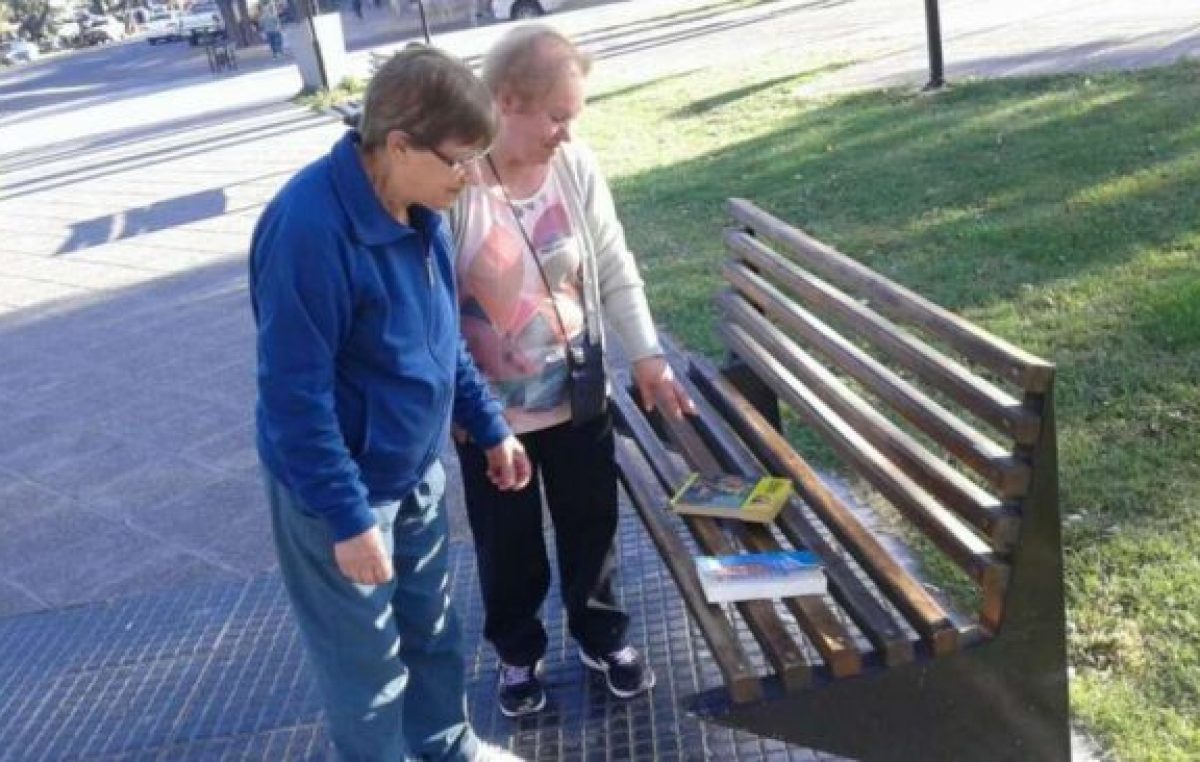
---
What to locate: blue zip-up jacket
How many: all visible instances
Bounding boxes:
[250,131,510,541]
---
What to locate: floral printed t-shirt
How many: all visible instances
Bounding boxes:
[455,170,585,434]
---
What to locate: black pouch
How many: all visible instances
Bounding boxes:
[567,333,608,426]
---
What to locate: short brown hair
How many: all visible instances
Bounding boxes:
[481,24,592,106]
[360,46,495,152]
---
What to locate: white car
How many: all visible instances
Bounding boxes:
[181,2,225,45]
[53,19,83,46]
[145,12,182,44]
[491,0,569,20]
[81,16,127,45]
[1,40,40,64]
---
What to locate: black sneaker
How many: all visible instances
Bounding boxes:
[497,661,546,718]
[579,645,656,698]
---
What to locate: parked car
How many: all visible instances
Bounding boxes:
[491,0,569,20]
[80,15,126,45]
[52,18,83,47]
[1,40,40,64]
[145,11,182,44]
[181,2,224,46]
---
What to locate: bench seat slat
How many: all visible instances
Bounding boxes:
[688,355,959,655]
[613,437,764,704]
[725,229,1042,446]
[681,351,917,667]
[726,198,1055,394]
[724,261,1032,499]
[720,291,1020,550]
[611,383,812,692]
[721,321,1012,604]
[645,359,867,679]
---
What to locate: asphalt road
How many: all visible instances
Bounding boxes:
[4,0,1197,158]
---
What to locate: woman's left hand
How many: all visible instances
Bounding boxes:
[632,355,697,420]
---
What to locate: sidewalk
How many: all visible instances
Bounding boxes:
[1,0,1190,757]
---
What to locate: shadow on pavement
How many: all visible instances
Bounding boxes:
[0,104,325,202]
[0,99,308,173]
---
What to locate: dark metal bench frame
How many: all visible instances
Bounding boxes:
[612,199,1069,761]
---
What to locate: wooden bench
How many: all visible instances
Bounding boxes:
[612,199,1069,761]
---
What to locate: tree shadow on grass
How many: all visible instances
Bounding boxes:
[619,62,1200,315]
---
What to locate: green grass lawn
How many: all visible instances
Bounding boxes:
[581,58,1200,760]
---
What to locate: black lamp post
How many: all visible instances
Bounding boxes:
[414,0,430,44]
[923,0,945,90]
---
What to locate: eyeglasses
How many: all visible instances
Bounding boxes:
[424,144,491,173]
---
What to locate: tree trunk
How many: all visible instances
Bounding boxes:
[236,0,257,46]
[214,0,253,47]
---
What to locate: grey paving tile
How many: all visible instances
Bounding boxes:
[0,475,70,524]
[90,458,225,521]
[128,404,249,461]
[199,509,276,577]
[182,423,258,475]
[0,577,46,618]
[188,360,257,409]
[0,507,158,608]
[0,419,109,480]
[35,437,159,500]
[122,474,266,555]
[87,552,246,606]
[86,391,215,445]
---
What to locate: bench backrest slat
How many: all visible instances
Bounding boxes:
[720,201,1057,636]
[720,320,1010,601]
[725,229,1042,446]
[726,198,1055,394]
[723,260,1032,499]
[720,290,1019,550]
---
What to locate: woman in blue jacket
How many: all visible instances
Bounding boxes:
[251,47,530,762]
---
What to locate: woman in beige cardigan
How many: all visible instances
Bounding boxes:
[449,24,694,718]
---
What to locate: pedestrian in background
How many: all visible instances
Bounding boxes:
[448,24,695,718]
[259,2,283,57]
[251,46,530,761]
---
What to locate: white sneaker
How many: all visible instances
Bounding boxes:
[473,741,525,762]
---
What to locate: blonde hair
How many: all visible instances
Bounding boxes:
[360,46,495,152]
[481,24,592,106]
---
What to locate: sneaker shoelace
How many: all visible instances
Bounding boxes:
[500,663,533,687]
[608,646,638,666]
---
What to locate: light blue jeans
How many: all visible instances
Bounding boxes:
[265,460,480,762]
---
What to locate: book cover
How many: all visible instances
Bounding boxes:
[670,473,792,523]
[695,550,826,604]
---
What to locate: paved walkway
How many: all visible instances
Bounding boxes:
[1,0,1193,757]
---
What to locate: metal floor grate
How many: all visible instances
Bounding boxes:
[0,499,843,761]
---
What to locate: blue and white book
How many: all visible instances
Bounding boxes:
[695,550,826,604]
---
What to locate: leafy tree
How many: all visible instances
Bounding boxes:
[2,0,53,40]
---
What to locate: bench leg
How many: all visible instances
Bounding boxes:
[697,638,1070,762]
[698,392,1070,762]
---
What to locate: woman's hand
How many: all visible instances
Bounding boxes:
[485,435,533,490]
[632,355,697,420]
[334,526,394,586]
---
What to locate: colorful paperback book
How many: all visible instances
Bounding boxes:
[695,550,826,604]
[670,473,792,523]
